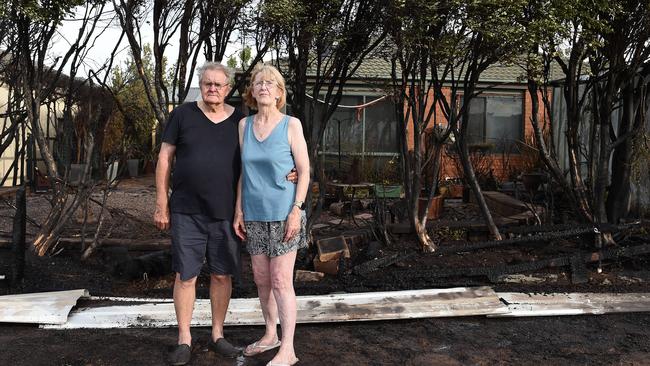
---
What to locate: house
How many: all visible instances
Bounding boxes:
[180,59,561,186]
[1,52,109,189]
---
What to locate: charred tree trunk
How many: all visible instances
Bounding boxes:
[114,0,168,128]
[458,64,502,240]
[592,71,616,225]
[175,0,194,105]
[558,52,594,223]
[457,131,502,241]
[415,143,443,252]
[527,77,579,214]
[11,186,26,286]
[607,78,647,223]
[409,100,436,252]
[33,137,96,255]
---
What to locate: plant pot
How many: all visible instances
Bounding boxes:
[69,163,87,186]
[462,186,471,203]
[374,184,403,199]
[142,160,156,175]
[521,173,544,192]
[35,170,50,192]
[439,186,449,198]
[448,184,463,198]
[418,195,444,220]
[127,159,139,178]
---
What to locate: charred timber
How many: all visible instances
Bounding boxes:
[353,251,417,276]
[501,223,592,235]
[435,227,598,254]
[435,222,642,255]
[390,243,650,280]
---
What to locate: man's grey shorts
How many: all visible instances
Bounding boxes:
[171,213,241,281]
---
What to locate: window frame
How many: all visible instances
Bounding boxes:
[461,91,525,154]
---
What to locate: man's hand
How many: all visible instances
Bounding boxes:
[286,168,298,184]
[233,211,247,241]
[154,204,170,230]
[283,208,301,243]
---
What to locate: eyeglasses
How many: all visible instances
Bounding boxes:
[253,80,276,89]
[202,82,229,90]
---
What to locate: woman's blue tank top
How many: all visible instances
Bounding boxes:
[241,114,296,221]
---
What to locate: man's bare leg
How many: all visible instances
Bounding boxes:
[209,274,232,341]
[173,273,197,346]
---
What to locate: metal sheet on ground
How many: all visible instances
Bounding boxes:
[44,287,507,329]
[0,289,89,324]
[493,292,650,317]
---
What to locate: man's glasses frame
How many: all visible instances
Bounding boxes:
[202,82,229,90]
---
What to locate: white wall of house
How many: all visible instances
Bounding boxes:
[552,84,650,218]
[0,83,63,187]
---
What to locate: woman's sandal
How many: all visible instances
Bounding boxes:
[266,357,299,366]
[243,339,282,357]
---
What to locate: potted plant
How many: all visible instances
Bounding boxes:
[123,140,141,178]
[141,147,159,175]
[418,191,444,219]
[444,142,495,202]
[443,177,464,199]
[516,138,546,193]
[68,163,87,186]
[521,171,545,192]
[374,184,403,199]
[371,156,403,199]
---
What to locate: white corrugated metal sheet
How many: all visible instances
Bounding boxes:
[44,287,506,329]
[0,289,89,324]
[493,292,650,317]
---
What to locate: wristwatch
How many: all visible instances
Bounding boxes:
[293,200,305,210]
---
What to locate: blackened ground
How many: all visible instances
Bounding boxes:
[1,313,649,365]
[1,176,649,365]
[2,239,650,366]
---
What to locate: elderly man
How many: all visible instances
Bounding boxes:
[154,62,246,365]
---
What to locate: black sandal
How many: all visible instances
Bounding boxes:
[209,338,242,358]
[168,344,191,365]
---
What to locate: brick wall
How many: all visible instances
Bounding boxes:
[406,86,551,183]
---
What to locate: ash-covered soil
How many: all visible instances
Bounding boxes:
[1,176,649,365]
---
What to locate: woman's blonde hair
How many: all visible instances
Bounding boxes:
[243,63,287,110]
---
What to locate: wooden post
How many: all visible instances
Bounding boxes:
[12,186,26,286]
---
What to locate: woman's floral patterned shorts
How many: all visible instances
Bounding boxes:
[245,211,308,257]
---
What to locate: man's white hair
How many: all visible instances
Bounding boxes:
[197,62,232,84]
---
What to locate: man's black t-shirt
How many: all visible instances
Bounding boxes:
[162,102,245,220]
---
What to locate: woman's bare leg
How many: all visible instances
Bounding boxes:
[268,250,298,364]
[249,254,280,347]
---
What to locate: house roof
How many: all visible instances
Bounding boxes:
[325,57,564,84]
[182,56,565,102]
[183,88,202,103]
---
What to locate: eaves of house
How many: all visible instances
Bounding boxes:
[311,57,566,91]
[182,55,566,103]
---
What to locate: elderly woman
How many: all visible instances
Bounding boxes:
[234,64,309,366]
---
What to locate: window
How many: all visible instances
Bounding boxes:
[322,96,364,154]
[320,95,399,181]
[465,94,524,153]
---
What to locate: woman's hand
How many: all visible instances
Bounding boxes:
[233,211,247,241]
[283,208,301,243]
[286,168,298,183]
